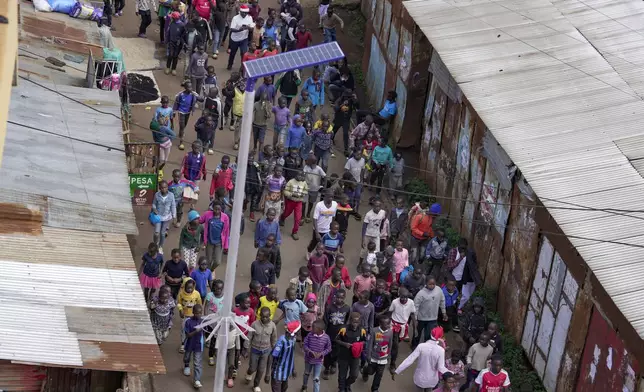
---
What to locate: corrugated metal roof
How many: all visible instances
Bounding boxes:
[0,81,163,373]
[3,82,137,234]
[404,0,644,339]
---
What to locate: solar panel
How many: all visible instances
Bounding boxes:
[243,42,345,78]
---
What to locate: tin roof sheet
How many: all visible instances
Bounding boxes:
[404,0,644,339]
[0,82,163,373]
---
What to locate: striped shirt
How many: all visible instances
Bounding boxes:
[303,333,332,365]
[272,335,296,381]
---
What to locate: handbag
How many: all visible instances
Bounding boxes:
[148,211,161,225]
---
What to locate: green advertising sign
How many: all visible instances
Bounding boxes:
[129,173,157,206]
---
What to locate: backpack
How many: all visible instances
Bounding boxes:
[204,97,220,123]
[399,264,414,284]
[208,217,223,244]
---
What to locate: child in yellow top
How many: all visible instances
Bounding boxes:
[178,277,202,352]
[256,286,279,319]
[232,83,246,150]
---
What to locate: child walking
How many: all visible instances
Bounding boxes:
[183,303,205,389]
[255,208,282,248]
[361,315,394,392]
[152,180,177,252]
[178,278,203,353]
[190,256,213,301]
[336,312,367,392]
[302,320,332,392]
[244,307,278,392]
[300,293,320,342]
[180,210,203,272]
[139,242,164,302]
[270,321,300,392]
[205,280,225,365]
[289,266,313,301]
[308,242,330,292]
[261,233,282,279]
[150,285,176,345]
[263,165,286,218]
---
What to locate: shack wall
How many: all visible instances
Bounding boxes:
[409,22,644,392]
[361,3,644,390]
[361,0,430,148]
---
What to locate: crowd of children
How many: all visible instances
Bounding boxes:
[134,0,515,389]
[140,182,511,391]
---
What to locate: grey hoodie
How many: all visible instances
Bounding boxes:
[413,286,446,321]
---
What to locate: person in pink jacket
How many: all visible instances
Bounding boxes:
[199,201,230,270]
[393,239,409,282]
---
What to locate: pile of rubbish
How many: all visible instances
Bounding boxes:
[33,0,103,21]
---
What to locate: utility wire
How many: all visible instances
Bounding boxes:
[12,115,644,249]
[17,75,644,218]
[16,47,519,190]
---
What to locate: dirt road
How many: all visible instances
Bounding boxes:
[110,2,422,390]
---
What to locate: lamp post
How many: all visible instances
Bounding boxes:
[199,42,345,392]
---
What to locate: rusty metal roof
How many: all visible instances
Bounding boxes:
[0,82,164,373]
[404,0,644,339]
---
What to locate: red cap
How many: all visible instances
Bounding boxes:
[431,326,444,340]
[239,4,250,12]
[286,321,301,336]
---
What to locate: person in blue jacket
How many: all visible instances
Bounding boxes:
[285,115,306,150]
[302,69,324,122]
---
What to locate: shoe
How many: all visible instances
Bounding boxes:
[178,143,185,150]
[183,367,190,376]
[227,48,231,54]
[227,379,234,388]
[164,68,170,75]
[179,344,185,353]
[249,212,255,222]
[253,388,261,392]
[301,387,307,392]
[331,152,336,158]
[330,366,337,375]
[233,143,239,150]
[171,70,177,76]
[304,217,311,223]
[118,10,123,16]
[245,374,253,384]
[138,33,147,38]
[279,220,285,227]
[219,126,224,130]
[233,369,238,378]
[208,148,214,155]
[322,369,330,380]
[452,325,460,333]
[292,233,299,240]
[361,372,368,382]
[226,66,232,71]
[158,247,163,254]
[215,50,219,55]
[194,380,203,388]
[212,53,218,59]
[209,357,215,366]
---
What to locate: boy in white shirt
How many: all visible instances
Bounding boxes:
[389,287,416,369]
[361,198,386,260]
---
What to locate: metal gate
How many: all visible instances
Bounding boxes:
[522,236,579,391]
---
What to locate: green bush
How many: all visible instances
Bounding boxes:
[470,288,545,391]
[404,178,434,205]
